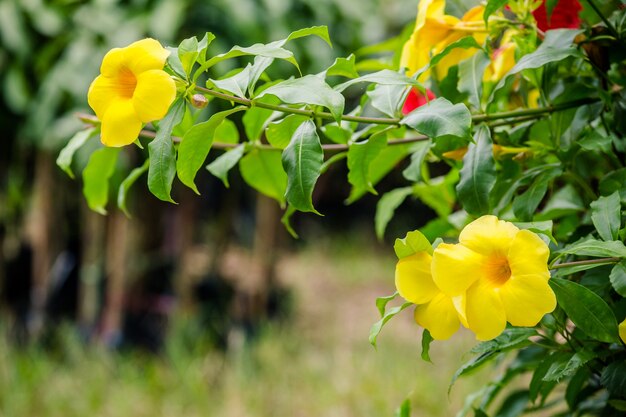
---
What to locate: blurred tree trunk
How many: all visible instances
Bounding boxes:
[78,204,105,336]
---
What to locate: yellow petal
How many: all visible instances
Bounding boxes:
[414,293,461,340]
[124,38,170,74]
[619,319,626,344]
[452,294,469,328]
[465,280,507,340]
[395,252,438,304]
[459,215,519,257]
[489,43,516,82]
[500,274,556,327]
[507,230,550,280]
[432,243,483,296]
[100,98,143,147]
[132,69,176,123]
[87,75,119,120]
[461,5,485,22]
[100,47,126,77]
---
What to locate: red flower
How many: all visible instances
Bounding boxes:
[402,88,436,114]
[532,0,582,32]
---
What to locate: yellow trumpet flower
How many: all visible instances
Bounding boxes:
[88,38,177,147]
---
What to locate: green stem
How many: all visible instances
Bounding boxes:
[549,257,621,270]
[582,0,620,39]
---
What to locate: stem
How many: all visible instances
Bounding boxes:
[549,257,620,270]
[582,0,620,39]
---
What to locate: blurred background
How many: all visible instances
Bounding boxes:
[0,0,485,415]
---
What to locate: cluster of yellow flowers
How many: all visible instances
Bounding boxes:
[88,39,176,147]
[396,216,557,341]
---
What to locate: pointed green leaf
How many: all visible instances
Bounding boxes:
[239,148,288,205]
[609,260,626,297]
[206,144,245,188]
[558,238,626,258]
[456,125,496,215]
[401,98,471,140]
[286,25,331,46]
[369,302,412,347]
[326,54,359,78]
[512,174,552,221]
[484,0,508,26]
[375,187,413,239]
[177,106,245,194]
[281,120,324,213]
[117,159,149,217]
[266,115,308,149]
[458,51,490,110]
[402,140,431,182]
[367,84,408,118]
[257,75,345,123]
[421,329,434,363]
[590,191,621,241]
[334,69,420,93]
[57,127,97,179]
[346,134,387,201]
[178,36,199,77]
[549,278,620,343]
[394,230,433,259]
[375,292,398,317]
[281,205,299,238]
[82,147,120,215]
[214,119,240,145]
[148,99,186,203]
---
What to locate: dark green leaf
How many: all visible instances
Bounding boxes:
[421,329,434,363]
[375,187,413,239]
[369,302,412,347]
[394,230,433,259]
[281,120,323,213]
[601,361,626,397]
[458,52,490,110]
[456,125,496,215]
[346,134,387,201]
[57,127,97,179]
[117,159,149,217]
[257,75,345,122]
[494,390,528,417]
[471,328,537,355]
[402,140,431,182]
[549,278,620,343]
[558,238,626,258]
[590,191,621,241]
[609,260,626,297]
[450,351,499,393]
[543,350,596,382]
[177,106,245,194]
[206,144,245,188]
[529,353,562,403]
[600,168,626,195]
[401,98,471,140]
[82,147,120,215]
[512,174,551,221]
[148,99,186,203]
[239,148,288,205]
[565,367,591,409]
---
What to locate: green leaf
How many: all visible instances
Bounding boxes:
[394,230,433,259]
[369,302,412,347]
[456,125,496,215]
[601,362,626,397]
[494,390,528,417]
[512,174,552,221]
[177,106,245,194]
[367,84,408,118]
[117,159,149,217]
[543,350,596,382]
[471,328,537,355]
[558,238,626,258]
[285,25,332,46]
[326,54,359,78]
[375,292,398,317]
[178,36,199,77]
[148,99,186,203]
[513,221,556,244]
[401,98,471,140]
[565,367,591,409]
[549,278,620,343]
[346,134,387,201]
[57,127,97,179]
[207,144,245,188]
[484,0,508,26]
[243,95,280,142]
[421,329,434,363]
[82,147,120,215]
[450,351,499,393]
[281,120,323,213]
[529,353,562,403]
[334,69,420,93]
[458,52,490,110]
[239,148,288,205]
[280,205,299,238]
[402,140,431,182]
[395,399,411,417]
[376,187,413,239]
[609,260,626,297]
[266,115,308,149]
[197,32,216,65]
[209,65,253,98]
[590,191,621,241]
[257,75,345,123]
[600,168,626,195]
[214,119,240,145]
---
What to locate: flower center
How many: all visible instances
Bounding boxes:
[485,256,511,287]
[116,67,137,99]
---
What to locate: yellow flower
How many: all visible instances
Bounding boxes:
[619,319,626,344]
[484,31,517,83]
[432,216,556,340]
[400,0,487,82]
[396,251,462,340]
[88,38,176,147]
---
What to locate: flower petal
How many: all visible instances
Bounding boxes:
[100,47,126,77]
[459,215,519,256]
[395,252,438,304]
[432,243,483,296]
[414,293,460,340]
[124,38,170,74]
[507,230,550,280]
[619,319,626,344]
[100,98,143,147]
[133,69,177,123]
[465,280,506,340]
[88,75,119,119]
[500,274,556,327]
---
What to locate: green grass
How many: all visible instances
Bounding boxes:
[0,241,493,417]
